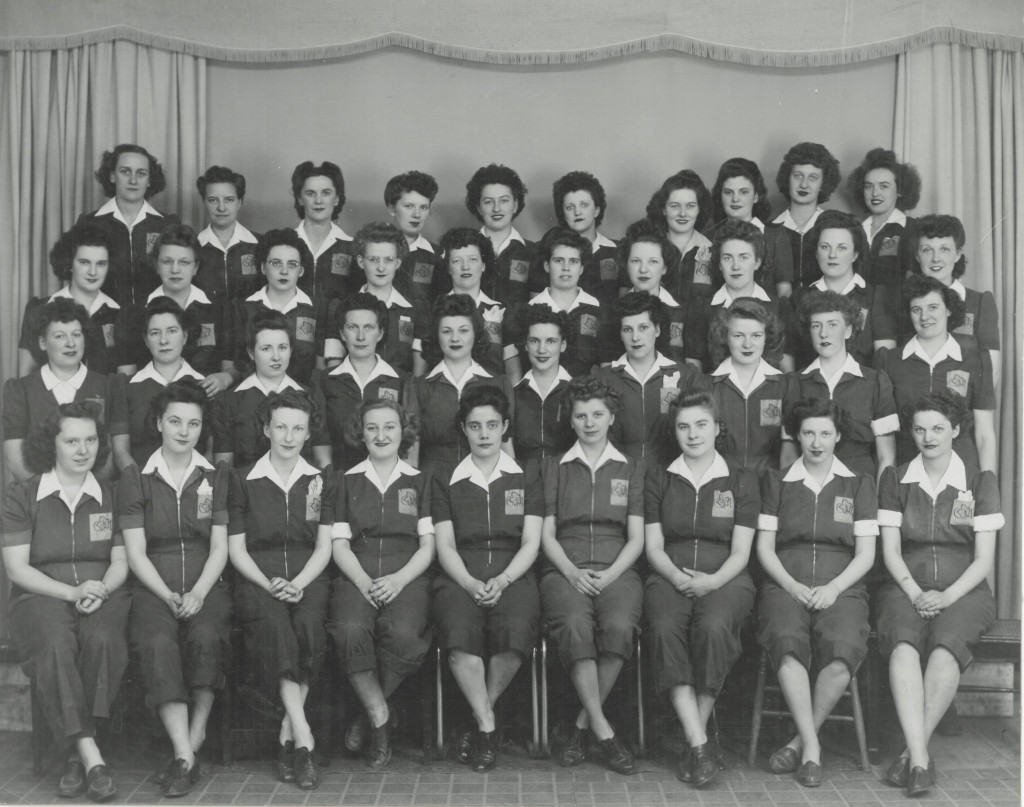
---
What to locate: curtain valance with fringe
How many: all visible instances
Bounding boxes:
[1,0,1022,67]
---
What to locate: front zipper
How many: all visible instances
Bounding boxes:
[69,509,79,586]
[283,489,290,579]
[176,487,185,593]
[743,394,751,468]
[930,495,938,583]
[811,490,819,585]
[486,488,493,568]
[692,484,700,571]
[378,490,385,578]
[589,467,597,565]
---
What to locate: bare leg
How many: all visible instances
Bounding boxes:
[449,650,495,732]
[670,685,709,746]
[889,643,926,766]
[917,648,960,766]
[280,678,315,749]
[75,737,105,771]
[349,670,389,727]
[697,693,716,731]
[571,655,624,740]
[485,651,523,707]
[157,701,196,766]
[188,688,215,754]
[775,655,819,763]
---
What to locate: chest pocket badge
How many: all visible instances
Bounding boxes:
[693,246,712,284]
[610,478,629,507]
[670,321,684,347]
[295,317,315,343]
[760,399,782,427]
[509,260,529,283]
[833,496,854,524]
[196,479,213,520]
[579,314,599,338]
[305,476,322,521]
[946,370,969,396]
[859,308,869,330]
[89,512,113,542]
[398,315,414,344]
[660,374,680,413]
[955,313,974,334]
[198,323,216,347]
[331,253,351,276]
[505,488,525,516]
[711,490,734,518]
[378,386,398,402]
[950,490,975,526]
[879,235,899,256]
[483,307,504,344]
[102,323,116,348]
[398,488,418,517]
[600,258,617,281]
[240,254,257,275]
[146,232,160,252]
[413,262,434,283]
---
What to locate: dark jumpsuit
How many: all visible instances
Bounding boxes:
[295,221,360,304]
[511,368,574,466]
[665,234,716,367]
[579,233,620,309]
[644,455,759,695]
[3,367,113,442]
[540,443,644,665]
[611,287,690,369]
[795,356,899,478]
[522,290,604,378]
[329,460,433,695]
[324,287,425,375]
[196,224,263,308]
[704,218,794,294]
[772,207,824,291]
[757,458,878,673]
[951,280,1000,353]
[118,453,232,707]
[231,287,324,387]
[687,286,793,371]
[19,290,124,375]
[482,228,536,313]
[228,456,334,697]
[861,212,914,339]
[3,472,130,742]
[394,237,444,309]
[875,455,1001,671]
[432,454,542,659]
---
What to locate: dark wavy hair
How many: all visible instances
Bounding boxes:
[246,310,294,355]
[384,170,438,206]
[291,161,345,219]
[613,290,665,332]
[806,209,869,277]
[145,378,210,448]
[354,221,409,261]
[257,388,324,435]
[902,274,967,333]
[421,293,489,367]
[22,401,110,475]
[711,218,766,267]
[565,376,622,418]
[149,222,202,274]
[644,170,713,234]
[708,297,785,368]
[465,164,527,221]
[95,144,166,199]
[846,148,922,214]
[617,218,680,280]
[552,171,607,227]
[783,396,852,443]
[32,297,91,346]
[196,165,246,200]
[439,227,497,279]
[143,296,199,353]
[911,214,968,279]
[48,225,113,285]
[336,292,389,343]
[539,226,592,264]
[796,290,864,356]
[457,385,511,427]
[775,142,841,203]
[516,303,571,351]
[907,390,971,433]
[256,228,315,279]
[711,158,772,224]
[652,389,724,465]
[343,398,418,457]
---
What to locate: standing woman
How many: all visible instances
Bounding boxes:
[551,170,619,306]
[644,170,715,303]
[291,160,357,302]
[330,400,434,769]
[644,392,758,786]
[76,144,180,307]
[195,165,263,307]
[876,394,1001,796]
[227,390,334,791]
[3,403,129,802]
[433,387,542,771]
[540,377,644,776]
[119,380,231,797]
[755,398,877,788]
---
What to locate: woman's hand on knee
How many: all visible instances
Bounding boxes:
[806,583,839,611]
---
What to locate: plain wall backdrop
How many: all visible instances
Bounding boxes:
[206,48,897,239]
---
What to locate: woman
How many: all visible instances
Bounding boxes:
[18,225,122,376]
[644,170,714,303]
[109,297,205,471]
[2,403,129,802]
[552,170,619,306]
[707,298,799,472]
[227,389,334,791]
[644,392,758,786]
[120,380,231,797]
[195,165,263,307]
[540,377,644,776]
[291,160,357,302]
[407,294,514,479]
[433,387,542,771]
[756,398,877,788]
[874,275,997,472]
[794,291,897,481]
[876,393,1001,796]
[330,399,434,769]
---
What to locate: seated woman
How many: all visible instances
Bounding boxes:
[706,299,799,472]
[433,387,542,772]
[551,171,619,306]
[2,403,129,802]
[227,390,334,791]
[756,398,877,788]
[644,170,714,303]
[876,393,1001,796]
[794,292,898,482]
[18,225,122,376]
[540,377,644,776]
[290,160,357,302]
[109,297,205,471]
[120,380,231,797]
[644,391,758,787]
[3,298,114,482]
[329,399,434,769]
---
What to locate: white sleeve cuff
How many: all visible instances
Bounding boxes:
[417,516,434,537]
[877,509,903,528]
[758,514,779,532]
[974,513,1005,532]
[323,338,343,360]
[331,522,352,540]
[871,413,901,436]
[412,338,423,353]
[854,519,879,537]
[502,344,519,361]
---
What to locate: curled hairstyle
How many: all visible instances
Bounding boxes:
[343,398,418,457]
[806,209,869,276]
[797,290,864,353]
[256,388,323,435]
[783,396,852,443]
[912,214,968,279]
[539,226,592,264]
[247,310,294,354]
[711,158,772,224]
[144,296,199,351]
[645,170,713,234]
[384,170,439,206]
[22,401,111,475]
[552,171,607,227]
[614,290,664,330]
[653,390,723,465]
[196,165,246,200]
[149,222,202,271]
[775,142,841,203]
[145,378,210,447]
[516,303,571,350]
[337,292,389,342]
[439,227,497,277]
[256,228,315,278]
[34,297,91,345]
[457,385,511,427]
[464,164,527,220]
[95,144,166,199]
[291,161,345,219]
[422,293,489,367]
[846,148,922,213]
[708,297,785,369]
[565,376,622,418]
[354,221,409,261]
[711,218,766,266]
[902,274,967,333]
[48,225,112,284]
[618,218,680,276]
[907,390,971,433]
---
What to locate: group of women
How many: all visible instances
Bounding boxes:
[0,141,1005,801]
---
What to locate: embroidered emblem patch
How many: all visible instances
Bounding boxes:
[398,315,414,343]
[670,321,684,347]
[600,258,618,281]
[610,479,628,507]
[878,235,899,257]
[398,488,418,516]
[580,314,599,338]
[295,317,315,342]
[102,323,116,348]
[378,387,398,401]
[198,323,216,347]
[711,490,734,518]
[146,232,160,252]
[240,254,257,275]
[505,488,525,515]
[760,399,782,426]
[196,479,213,520]
[946,370,969,396]
[89,512,113,542]
[305,476,322,520]
[950,491,975,526]
[509,260,529,282]
[413,262,434,283]
[833,496,854,524]
[331,253,351,275]
[693,246,712,284]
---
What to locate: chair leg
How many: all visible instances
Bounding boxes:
[220,681,233,766]
[849,675,871,772]
[635,633,645,757]
[435,645,444,758]
[539,636,549,757]
[865,645,881,764]
[530,645,540,756]
[30,677,45,778]
[747,649,769,767]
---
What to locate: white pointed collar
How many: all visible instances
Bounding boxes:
[666,451,731,488]
[197,223,259,251]
[246,285,314,314]
[530,286,600,313]
[560,440,628,471]
[141,448,214,494]
[710,283,772,307]
[129,360,204,386]
[233,373,304,395]
[900,452,969,499]
[147,284,212,308]
[449,452,523,490]
[246,452,321,492]
[345,458,419,495]
[50,286,120,313]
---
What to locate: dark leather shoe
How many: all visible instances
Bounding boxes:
[885,753,910,787]
[556,725,586,767]
[471,730,497,772]
[768,745,800,774]
[594,733,635,776]
[454,726,474,764]
[675,749,693,783]
[906,759,935,797]
[366,716,392,770]
[294,746,319,790]
[690,742,721,787]
[277,740,295,783]
[150,756,174,787]
[795,760,823,788]
[345,712,370,752]
[85,764,118,803]
[161,758,199,798]
[58,759,86,798]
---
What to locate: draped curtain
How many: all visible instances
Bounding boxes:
[895,44,1023,619]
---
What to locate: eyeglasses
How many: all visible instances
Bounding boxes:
[362,256,399,267]
[267,259,301,271]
